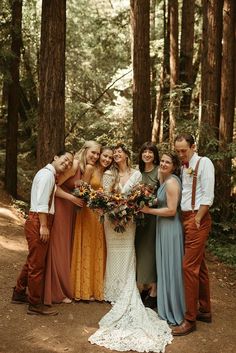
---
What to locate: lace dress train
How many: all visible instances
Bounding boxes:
[89,171,172,352]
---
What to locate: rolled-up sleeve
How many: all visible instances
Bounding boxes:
[36,172,55,213]
[200,158,215,206]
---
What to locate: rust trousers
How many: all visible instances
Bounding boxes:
[182,211,212,321]
[16,212,54,305]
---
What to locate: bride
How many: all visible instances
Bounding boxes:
[89,143,172,352]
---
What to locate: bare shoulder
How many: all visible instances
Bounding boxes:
[84,164,95,173]
[166,176,180,190]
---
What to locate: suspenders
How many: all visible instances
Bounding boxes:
[191,158,201,212]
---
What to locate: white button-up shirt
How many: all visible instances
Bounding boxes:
[30,164,56,215]
[181,152,215,211]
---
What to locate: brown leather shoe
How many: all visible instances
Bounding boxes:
[27,304,58,316]
[172,319,196,336]
[196,311,212,323]
[11,287,28,304]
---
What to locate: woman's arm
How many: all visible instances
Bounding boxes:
[55,186,84,207]
[142,178,180,217]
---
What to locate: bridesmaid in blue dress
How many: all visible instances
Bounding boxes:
[141,151,185,325]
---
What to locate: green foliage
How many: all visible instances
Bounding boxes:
[208,238,236,267]
[65,0,132,148]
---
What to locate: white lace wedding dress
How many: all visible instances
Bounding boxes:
[89,170,173,352]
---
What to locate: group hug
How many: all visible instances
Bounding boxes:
[11,133,215,352]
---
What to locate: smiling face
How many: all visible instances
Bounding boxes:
[159,154,174,176]
[113,147,128,165]
[142,149,155,165]
[174,139,195,164]
[85,147,100,165]
[53,152,74,174]
[99,148,113,169]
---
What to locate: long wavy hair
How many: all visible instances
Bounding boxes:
[110,143,132,192]
[76,140,101,174]
[138,142,160,172]
[161,150,181,177]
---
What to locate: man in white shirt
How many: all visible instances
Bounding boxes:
[12,150,74,315]
[172,134,215,336]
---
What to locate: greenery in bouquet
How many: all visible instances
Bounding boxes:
[104,192,131,233]
[107,202,133,233]
[86,188,110,222]
[72,181,92,202]
[127,183,157,226]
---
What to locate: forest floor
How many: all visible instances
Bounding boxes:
[0,185,236,353]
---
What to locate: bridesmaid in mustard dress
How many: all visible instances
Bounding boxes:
[71,144,113,301]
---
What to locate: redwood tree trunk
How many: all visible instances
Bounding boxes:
[179,0,195,119]
[200,0,223,151]
[169,0,178,146]
[37,0,66,168]
[131,0,151,156]
[218,0,235,216]
[5,0,22,197]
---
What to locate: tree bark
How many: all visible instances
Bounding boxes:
[169,0,178,147]
[131,0,151,156]
[5,0,22,197]
[200,0,223,151]
[37,0,66,168]
[218,0,235,216]
[179,0,195,119]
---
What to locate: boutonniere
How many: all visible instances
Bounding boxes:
[185,167,194,176]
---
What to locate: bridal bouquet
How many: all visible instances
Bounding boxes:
[72,182,157,232]
[127,184,157,226]
[105,193,132,233]
[72,181,92,202]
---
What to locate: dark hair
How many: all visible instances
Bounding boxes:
[174,133,195,147]
[138,142,160,172]
[51,150,74,163]
[161,151,181,177]
[113,143,131,158]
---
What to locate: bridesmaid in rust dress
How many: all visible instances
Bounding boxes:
[44,158,83,305]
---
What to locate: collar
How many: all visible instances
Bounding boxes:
[44,163,56,175]
[189,152,199,166]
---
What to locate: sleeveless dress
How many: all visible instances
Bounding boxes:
[135,165,159,284]
[44,169,81,305]
[70,173,106,301]
[89,170,172,352]
[156,174,185,325]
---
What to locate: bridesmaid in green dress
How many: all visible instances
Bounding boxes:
[135,142,160,309]
[141,151,185,325]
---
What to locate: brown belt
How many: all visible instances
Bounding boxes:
[181,210,198,216]
[28,211,54,219]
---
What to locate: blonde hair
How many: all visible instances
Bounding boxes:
[76,140,101,173]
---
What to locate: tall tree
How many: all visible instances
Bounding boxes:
[37,0,66,167]
[131,0,151,156]
[5,0,22,197]
[218,0,235,215]
[179,0,195,120]
[200,0,223,151]
[152,0,170,143]
[169,0,179,146]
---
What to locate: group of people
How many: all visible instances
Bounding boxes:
[12,133,215,352]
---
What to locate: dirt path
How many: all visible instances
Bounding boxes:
[0,188,236,353]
